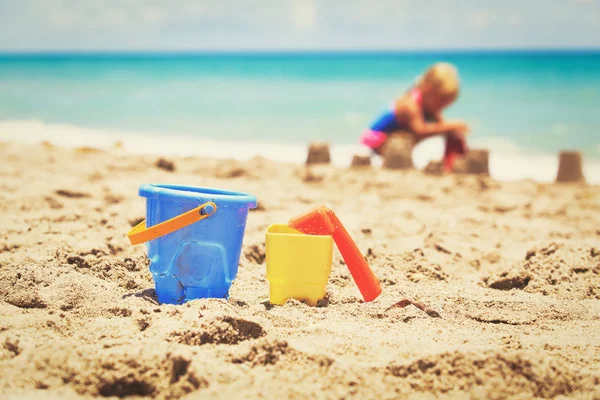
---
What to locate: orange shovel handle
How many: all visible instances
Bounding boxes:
[127,202,217,245]
[328,212,382,302]
[288,206,382,302]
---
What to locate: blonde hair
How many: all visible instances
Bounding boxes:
[417,62,460,99]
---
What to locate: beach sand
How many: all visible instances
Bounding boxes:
[0,141,599,399]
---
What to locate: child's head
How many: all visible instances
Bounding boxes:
[417,62,460,114]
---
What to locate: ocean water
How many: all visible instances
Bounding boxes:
[0,51,599,182]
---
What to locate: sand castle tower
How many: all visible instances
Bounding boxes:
[423,160,443,175]
[465,149,490,175]
[453,149,490,175]
[383,136,413,169]
[306,142,331,165]
[556,150,585,183]
[350,155,371,168]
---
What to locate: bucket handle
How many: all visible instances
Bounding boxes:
[127,202,217,245]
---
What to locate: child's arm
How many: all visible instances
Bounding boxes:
[395,98,467,137]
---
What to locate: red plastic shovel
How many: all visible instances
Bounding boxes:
[288,206,382,302]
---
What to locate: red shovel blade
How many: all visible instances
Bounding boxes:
[288,206,382,302]
[287,205,335,236]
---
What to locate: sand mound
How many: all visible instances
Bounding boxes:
[455,297,589,325]
[53,251,152,291]
[366,249,452,283]
[169,316,265,346]
[230,339,334,368]
[1,345,207,399]
[384,350,597,398]
[231,339,294,366]
[0,259,150,318]
[484,242,600,299]
[0,261,51,309]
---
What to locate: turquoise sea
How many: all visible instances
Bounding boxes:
[0,51,599,181]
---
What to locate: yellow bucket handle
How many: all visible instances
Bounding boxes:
[127,202,217,245]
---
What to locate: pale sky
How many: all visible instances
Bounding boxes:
[0,0,598,51]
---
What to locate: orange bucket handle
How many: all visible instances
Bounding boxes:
[127,202,217,245]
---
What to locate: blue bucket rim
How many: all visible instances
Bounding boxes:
[139,184,257,208]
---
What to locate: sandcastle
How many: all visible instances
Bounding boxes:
[382,136,413,170]
[303,142,589,185]
[556,151,585,183]
[423,160,443,176]
[306,142,331,165]
[453,149,489,175]
[350,155,371,168]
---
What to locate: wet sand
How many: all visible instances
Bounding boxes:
[0,141,599,399]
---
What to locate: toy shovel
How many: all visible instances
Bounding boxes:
[288,206,382,302]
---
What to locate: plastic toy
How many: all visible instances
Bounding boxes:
[266,224,333,306]
[288,206,382,302]
[128,184,256,304]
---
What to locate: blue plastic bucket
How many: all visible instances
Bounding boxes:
[138,184,257,304]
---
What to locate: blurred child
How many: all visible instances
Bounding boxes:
[360,62,469,172]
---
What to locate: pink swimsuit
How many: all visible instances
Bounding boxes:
[360,90,423,149]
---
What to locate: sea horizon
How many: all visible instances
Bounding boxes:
[1,48,600,56]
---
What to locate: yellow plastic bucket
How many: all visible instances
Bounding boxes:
[266,224,334,306]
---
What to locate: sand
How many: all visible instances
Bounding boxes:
[0,141,599,399]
